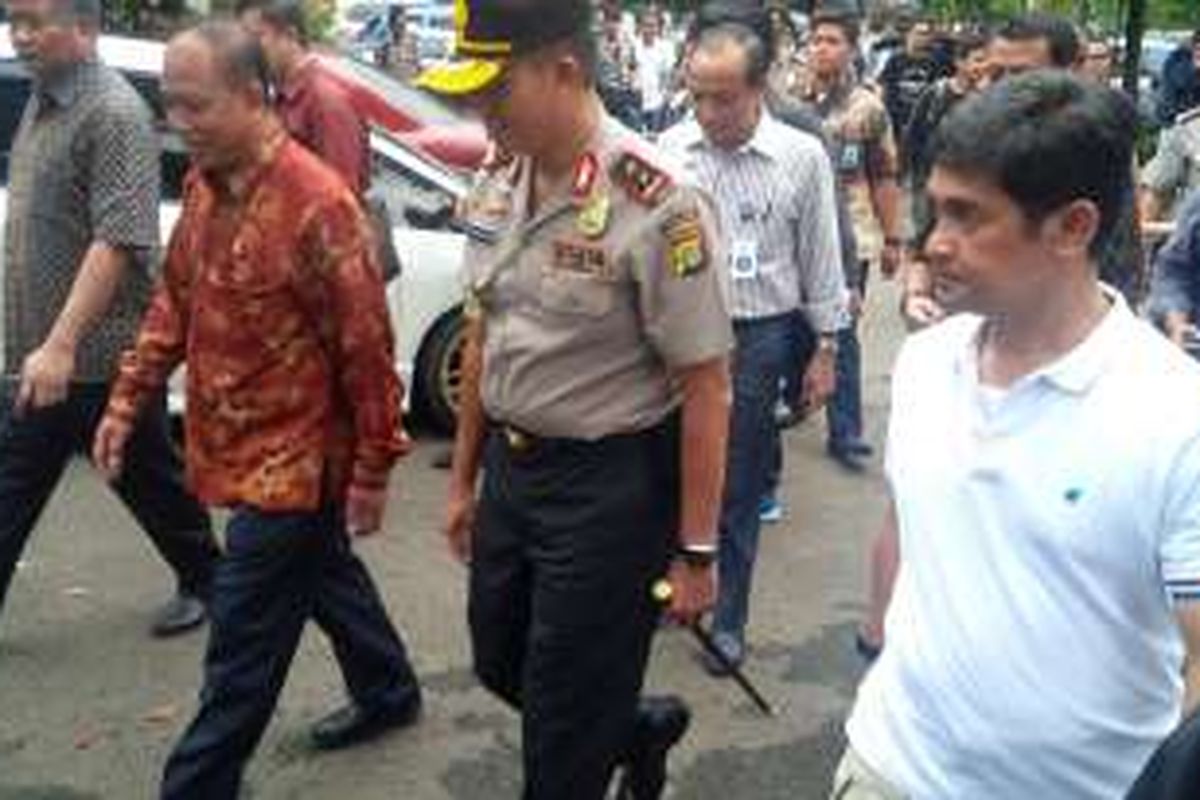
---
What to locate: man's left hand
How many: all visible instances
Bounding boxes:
[802,347,836,412]
[847,288,864,319]
[16,339,75,415]
[665,559,716,626]
[346,483,389,537]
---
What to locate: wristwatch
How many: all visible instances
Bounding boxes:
[676,543,717,568]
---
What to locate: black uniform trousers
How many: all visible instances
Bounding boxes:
[0,381,217,617]
[470,416,679,800]
[161,503,421,798]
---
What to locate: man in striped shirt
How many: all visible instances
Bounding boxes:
[661,20,846,674]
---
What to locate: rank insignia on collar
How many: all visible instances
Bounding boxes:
[662,210,707,278]
[571,152,600,203]
[576,191,610,239]
[611,151,672,207]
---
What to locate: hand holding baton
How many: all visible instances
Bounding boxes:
[653,580,775,716]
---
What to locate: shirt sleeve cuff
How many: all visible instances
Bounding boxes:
[804,295,850,333]
[1167,579,1200,602]
[105,357,149,423]
[351,435,412,491]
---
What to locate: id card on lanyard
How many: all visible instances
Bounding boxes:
[731,199,762,281]
[730,238,760,281]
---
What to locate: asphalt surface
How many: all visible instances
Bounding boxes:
[0,283,904,800]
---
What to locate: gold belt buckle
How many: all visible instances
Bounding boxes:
[504,426,531,452]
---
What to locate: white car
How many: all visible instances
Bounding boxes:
[0,29,470,432]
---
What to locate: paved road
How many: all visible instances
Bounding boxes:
[0,285,905,800]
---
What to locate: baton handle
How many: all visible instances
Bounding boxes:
[652,579,775,716]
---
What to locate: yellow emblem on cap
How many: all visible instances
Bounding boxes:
[415,0,512,95]
[415,58,505,96]
[452,0,513,56]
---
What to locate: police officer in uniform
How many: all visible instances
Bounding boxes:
[1142,106,1200,222]
[418,1,733,798]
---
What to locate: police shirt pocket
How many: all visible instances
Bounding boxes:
[539,269,614,316]
[539,241,616,316]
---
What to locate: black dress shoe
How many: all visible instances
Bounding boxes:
[842,438,874,457]
[618,695,691,799]
[855,631,882,664]
[310,696,422,751]
[826,443,867,472]
[150,592,207,638]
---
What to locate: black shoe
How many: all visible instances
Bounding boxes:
[150,592,207,638]
[855,631,882,664]
[619,695,692,800]
[310,695,422,751]
[698,631,744,679]
[826,443,867,472]
[841,438,874,457]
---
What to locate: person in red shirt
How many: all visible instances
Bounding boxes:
[238,0,403,285]
[92,22,421,797]
[237,0,367,194]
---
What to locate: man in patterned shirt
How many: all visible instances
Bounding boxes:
[93,22,421,797]
[0,0,219,637]
[801,11,904,472]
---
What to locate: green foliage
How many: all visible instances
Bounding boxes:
[305,0,337,44]
[1149,0,1195,30]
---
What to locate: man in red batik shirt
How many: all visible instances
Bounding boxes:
[93,22,421,798]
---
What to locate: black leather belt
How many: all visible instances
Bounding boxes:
[486,414,679,459]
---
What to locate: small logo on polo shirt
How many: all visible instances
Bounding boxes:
[1064,487,1084,504]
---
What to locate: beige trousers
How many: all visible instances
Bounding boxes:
[829,747,908,800]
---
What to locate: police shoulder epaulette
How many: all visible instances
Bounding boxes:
[610,149,673,207]
[1177,107,1200,126]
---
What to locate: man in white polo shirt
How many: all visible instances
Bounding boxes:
[834,71,1200,799]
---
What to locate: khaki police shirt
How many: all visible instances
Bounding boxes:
[1143,109,1200,213]
[459,116,732,440]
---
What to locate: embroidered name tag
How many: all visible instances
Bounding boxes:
[552,240,610,278]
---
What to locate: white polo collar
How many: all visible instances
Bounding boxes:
[956,284,1130,397]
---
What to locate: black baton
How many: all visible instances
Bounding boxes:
[653,580,775,716]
